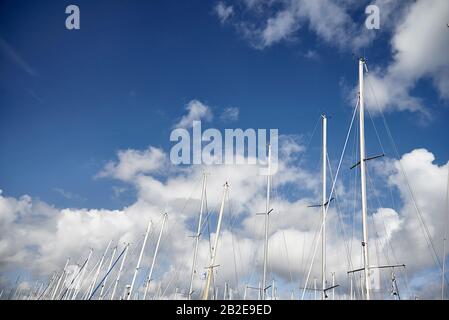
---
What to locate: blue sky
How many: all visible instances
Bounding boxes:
[1,0,449,299]
[1,0,447,210]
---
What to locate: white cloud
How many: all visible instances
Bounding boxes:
[173,100,213,129]
[363,0,449,114]
[220,107,240,122]
[97,146,166,181]
[53,188,86,202]
[1,144,448,299]
[215,2,234,24]
[225,0,377,50]
[218,1,449,116]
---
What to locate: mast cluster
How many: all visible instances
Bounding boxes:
[4,59,413,301]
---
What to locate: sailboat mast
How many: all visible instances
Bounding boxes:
[128,219,152,300]
[51,258,70,300]
[110,243,129,300]
[73,248,93,300]
[99,245,117,300]
[88,241,111,299]
[442,166,449,300]
[202,182,229,300]
[189,172,207,300]
[321,114,327,300]
[358,57,371,300]
[262,144,272,300]
[143,212,168,300]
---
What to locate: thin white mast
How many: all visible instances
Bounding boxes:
[72,248,93,300]
[143,212,168,300]
[321,114,327,300]
[51,258,70,300]
[87,240,111,299]
[128,219,152,300]
[332,272,335,300]
[202,182,229,300]
[350,275,354,300]
[189,172,208,300]
[442,166,449,300]
[223,281,228,300]
[359,57,371,300]
[110,243,129,300]
[262,144,272,300]
[99,245,117,300]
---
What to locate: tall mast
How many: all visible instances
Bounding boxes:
[332,272,335,300]
[202,182,229,300]
[143,212,168,300]
[51,258,70,300]
[442,166,449,300]
[87,240,111,299]
[72,248,93,300]
[321,114,327,300]
[110,243,129,300]
[262,144,272,300]
[359,58,371,300]
[128,219,152,300]
[189,172,208,300]
[99,245,117,300]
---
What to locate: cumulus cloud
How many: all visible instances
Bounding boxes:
[96,146,166,181]
[363,0,449,114]
[1,143,448,299]
[224,0,379,50]
[173,100,213,129]
[218,1,449,116]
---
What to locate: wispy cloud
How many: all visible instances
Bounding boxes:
[220,106,239,122]
[214,1,234,24]
[0,36,37,77]
[53,188,86,202]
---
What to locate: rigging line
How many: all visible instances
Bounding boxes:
[164,174,203,241]
[366,77,449,288]
[365,164,399,267]
[282,230,294,286]
[88,245,127,300]
[134,178,202,298]
[366,103,401,263]
[366,102,403,274]
[305,115,322,152]
[226,191,241,298]
[301,203,324,291]
[349,117,359,258]
[80,257,103,300]
[59,256,89,300]
[366,106,386,155]
[367,104,398,258]
[365,166,405,296]
[299,232,306,296]
[37,272,57,300]
[327,154,355,273]
[365,166,390,265]
[403,266,413,299]
[300,144,328,291]
[301,98,359,300]
[160,267,180,299]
